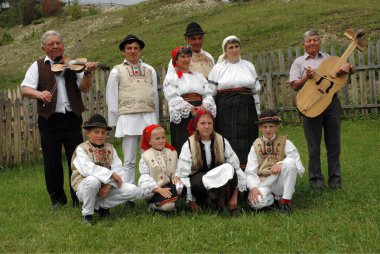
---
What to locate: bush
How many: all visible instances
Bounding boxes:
[0,32,14,46]
[66,0,83,20]
[40,0,62,17]
[87,5,100,16]
[18,0,37,26]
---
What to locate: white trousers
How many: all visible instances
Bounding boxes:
[76,176,139,216]
[122,135,142,184]
[250,159,299,209]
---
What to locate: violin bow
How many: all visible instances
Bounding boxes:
[43,40,82,106]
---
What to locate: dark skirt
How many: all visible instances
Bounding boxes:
[170,100,202,155]
[215,92,258,169]
[190,170,238,209]
[148,183,178,207]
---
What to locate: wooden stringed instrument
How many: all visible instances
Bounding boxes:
[295,29,365,117]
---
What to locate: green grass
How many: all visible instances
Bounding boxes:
[1,118,379,253]
[0,0,379,88]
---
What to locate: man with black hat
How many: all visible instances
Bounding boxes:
[71,114,140,224]
[167,22,214,78]
[106,34,159,191]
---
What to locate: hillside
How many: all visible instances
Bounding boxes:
[0,0,379,88]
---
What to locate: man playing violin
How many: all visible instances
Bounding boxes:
[20,30,97,210]
[289,30,353,191]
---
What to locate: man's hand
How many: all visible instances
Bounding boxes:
[336,63,352,76]
[228,188,239,210]
[248,187,263,205]
[84,62,98,73]
[98,184,112,198]
[154,186,172,198]
[111,172,123,188]
[39,90,52,103]
[305,67,316,79]
[271,163,282,174]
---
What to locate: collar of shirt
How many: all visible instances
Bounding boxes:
[123,59,142,66]
[262,134,277,142]
[303,52,324,60]
[44,56,55,65]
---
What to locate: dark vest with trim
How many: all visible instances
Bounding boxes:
[37,58,85,119]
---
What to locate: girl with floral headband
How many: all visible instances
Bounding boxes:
[163,46,216,155]
[245,109,305,214]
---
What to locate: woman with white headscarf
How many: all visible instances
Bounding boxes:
[208,35,261,170]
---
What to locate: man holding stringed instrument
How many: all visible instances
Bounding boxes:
[289,29,356,191]
[20,30,98,210]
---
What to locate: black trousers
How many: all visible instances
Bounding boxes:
[38,112,83,205]
[302,95,341,188]
[190,170,238,209]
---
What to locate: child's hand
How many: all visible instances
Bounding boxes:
[248,187,263,205]
[172,177,182,185]
[111,172,123,187]
[154,187,172,198]
[98,184,112,198]
[271,163,282,174]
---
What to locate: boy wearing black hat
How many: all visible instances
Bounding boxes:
[167,22,214,78]
[71,114,140,224]
[245,109,305,214]
[106,34,159,195]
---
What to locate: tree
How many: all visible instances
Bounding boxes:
[18,0,36,25]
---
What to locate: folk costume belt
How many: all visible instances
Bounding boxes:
[217,87,252,94]
[181,93,202,102]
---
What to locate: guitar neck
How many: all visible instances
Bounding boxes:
[330,42,356,77]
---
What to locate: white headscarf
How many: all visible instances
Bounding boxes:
[217,35,241,63]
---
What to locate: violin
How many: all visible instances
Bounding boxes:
[51,56,110,73]
[295,29,365,117]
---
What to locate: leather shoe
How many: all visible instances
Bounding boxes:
[82,215,95,225]
[279,203,291,214]
[95,207,110,218]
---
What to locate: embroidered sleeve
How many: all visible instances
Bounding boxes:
[283,140,305,177]
[202,95,216,117]
[224,139,246,191]
[163,77,193,124]
[177,141,194,201]
[245,145,261,189]
[138,159,158,200]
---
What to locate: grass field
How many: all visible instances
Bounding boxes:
[0,118,379,253]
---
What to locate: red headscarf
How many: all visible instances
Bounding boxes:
[171,46,192,78]
[141,124,175,151]
[186,109,215,136]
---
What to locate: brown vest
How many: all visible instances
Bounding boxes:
[253,135,287,181]
[71,141,114,192]
[37,58,85,119]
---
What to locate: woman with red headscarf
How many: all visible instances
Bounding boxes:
[138,124,185,212]
[163,46,216,155]
[177,109,246,212]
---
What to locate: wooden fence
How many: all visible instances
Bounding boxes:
[1,40,379,167]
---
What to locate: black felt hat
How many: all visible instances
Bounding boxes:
[83,114,112,131]
[119,34,145,51]
[184,22,205,37]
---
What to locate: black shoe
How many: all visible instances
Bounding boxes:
[51,202,64,211]
[82,215,95,225]
[95,207,110,218]
[124,201,135,211]
[279,203,291,214]
[328,185,341,190]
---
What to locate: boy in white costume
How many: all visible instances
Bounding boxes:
[245,109,305,214]
[71,114,140,224]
